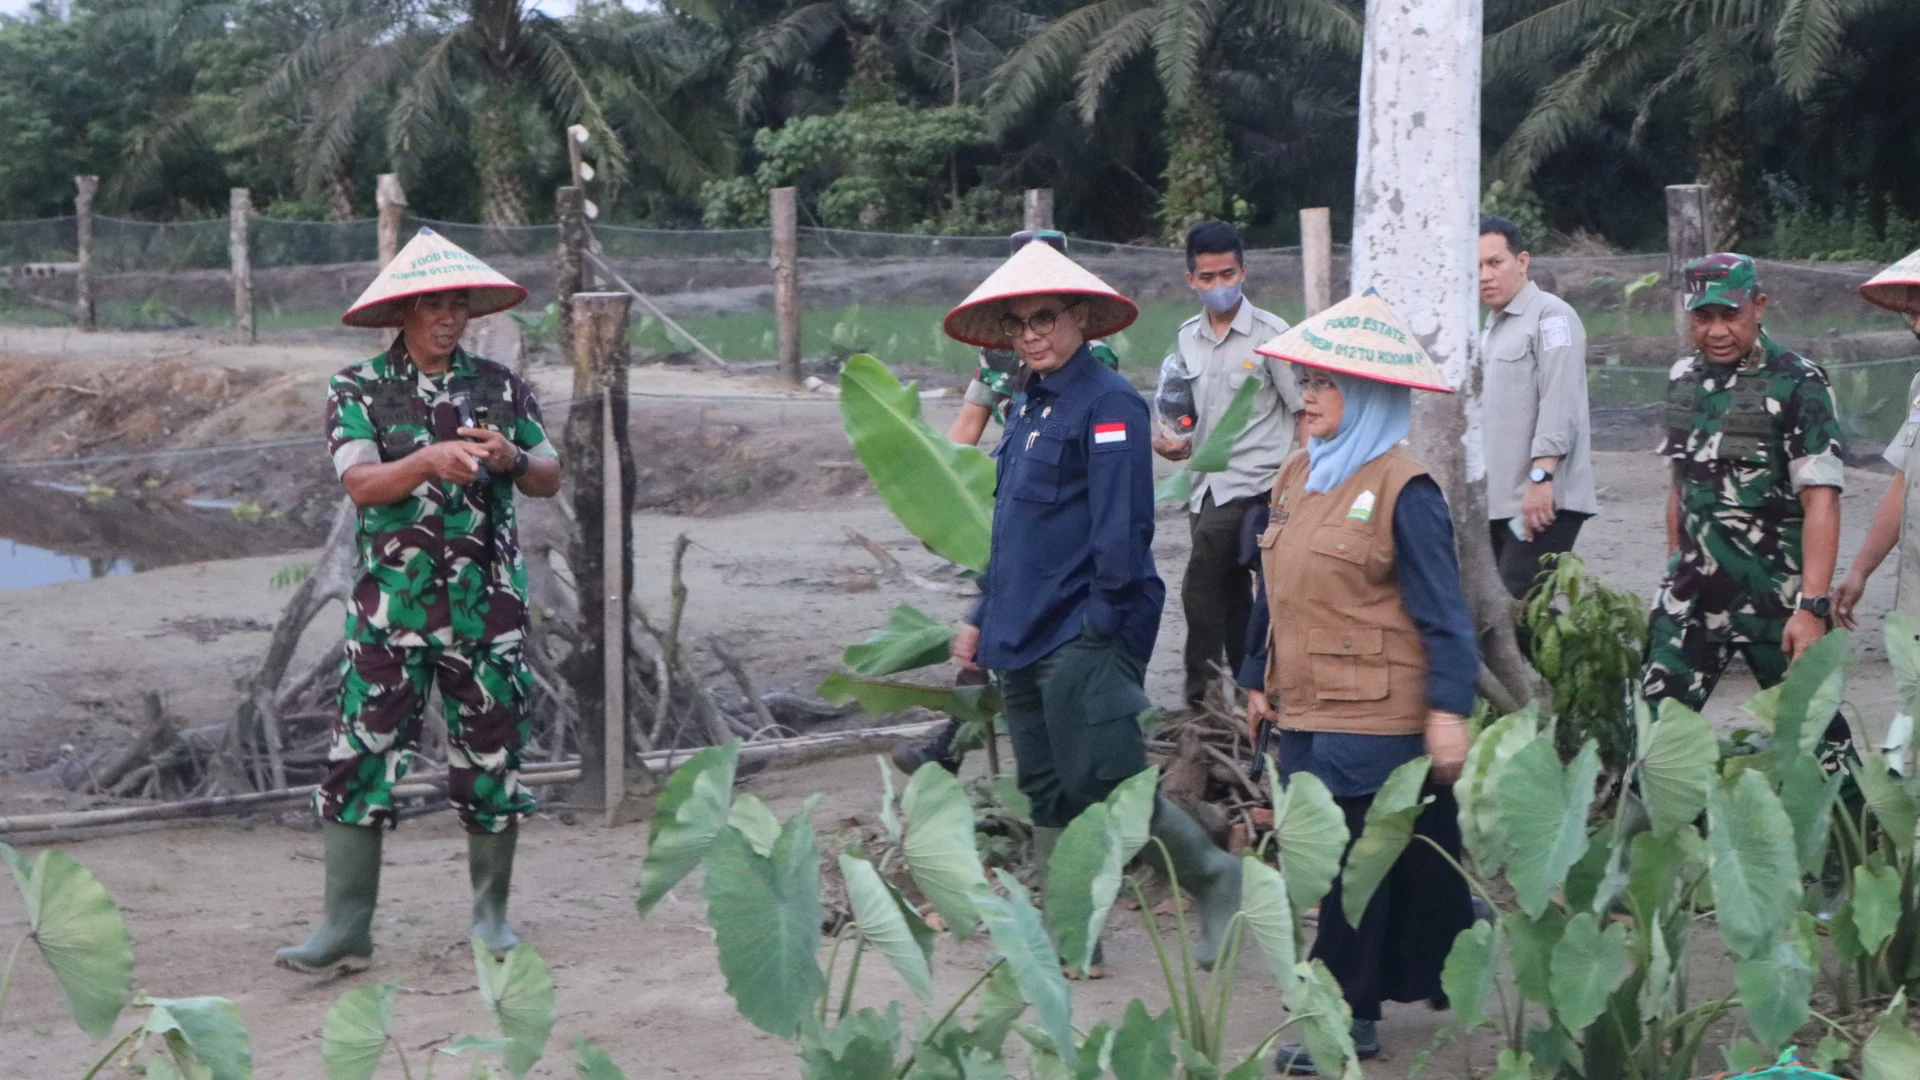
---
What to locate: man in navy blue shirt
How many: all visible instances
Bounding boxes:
[941,242,1243,971]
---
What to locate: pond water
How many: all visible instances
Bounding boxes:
[0,539,132,590]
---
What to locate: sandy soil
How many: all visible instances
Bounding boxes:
[0,333,1911,1078]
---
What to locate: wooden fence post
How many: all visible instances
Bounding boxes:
[1666,184,1713,348]
[376,174,407,270]
[74,175,97,331]
[1299,207,1333,317]
[557,186,587,366]
[1023,188,1055,232]
[230,188,254,344]
[562,291,634,818]
[771,187,801,386]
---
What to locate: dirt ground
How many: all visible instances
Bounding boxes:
[0,326,1911,1077]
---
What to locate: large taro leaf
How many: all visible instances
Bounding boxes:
[321,983,396,1080]
[1105,767,1158,864]
[1045,803,1123,977]
[798,1004,902,1080]
[1505,906,1568,1007]
[1624,828,1690,925]
[901,763,989,940]
[1238,856,1297,992]
[972,870,1076,1070]
[1495,739,1600,917]
[1454,704,1540,871]
[844,604,954,677]
[1339,757,1431,925]
[840,854,934,1004]
[636,740,740,917]
[1888,613,1920,738]
[1769,628,1849,759]
[572,1036,630,1080]
[1440,921,1500,1030]
[1854,757,1918,861]
[1109,1000,1178,1080]
[840,354,994,571]
[1705,770,1801,961]
[1851,862,1904,956]
[0,844,133,1039]
[1638,702,1717,838]
[1283,960,1362,1080]
[818,673,998,728]
[703,815,826,1038]
[1270,770,1348,919]
[472,941,555,1078]
[143,996,252,1080]
[728,794,782,857]
[1778,755,1842,876]
[1736,936,1815,1049]
[1547,912,1628,1031]
[1864,989,1920,1080]
[969,961,1027,1054]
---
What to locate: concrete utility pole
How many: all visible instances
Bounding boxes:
[771,187,801,386]
[1350,0,1529,710]
[376,174,407,270]
[230,188,254,344]
[1299,207,1333,316]
[1024,189,1055,232]
[74,175,98,331]
[1665,184,1713,348]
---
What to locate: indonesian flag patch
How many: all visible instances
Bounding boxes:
[1093,421,1128,445]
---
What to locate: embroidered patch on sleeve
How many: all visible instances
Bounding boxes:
[1093,421,1128,445]
[1539,316,1572,351]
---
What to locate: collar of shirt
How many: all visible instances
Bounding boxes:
[1194,298,1256,347]
[1025,344,1098,402]
[1490,280,1542,324]
[378,341,477,384]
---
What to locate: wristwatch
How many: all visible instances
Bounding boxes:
[1529,467,1555,484]
[1797,594,1832,620]
[506,448,531,480]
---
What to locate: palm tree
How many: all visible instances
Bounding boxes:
[1488,0,1902,247]
[249,0,723,225]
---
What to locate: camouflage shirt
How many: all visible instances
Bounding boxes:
[965,340,1119,423]
[1655,331,1846,642]
[325,343,558,647]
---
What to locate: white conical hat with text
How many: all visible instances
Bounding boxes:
[1254,289,1452,393]
[1860,247,1920,315]
[341,228,528,328]
[942,241,1138,347]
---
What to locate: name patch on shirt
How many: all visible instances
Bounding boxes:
[1539,316,1572,351]
[1093,421,1129,445]
[1348,490,1376,521]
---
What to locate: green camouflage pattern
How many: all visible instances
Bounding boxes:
[318,638,536,833]
[325,341,555,647]
[972,340,1118,422]
[1682,252,1762,310]
[1645,331,1844,650]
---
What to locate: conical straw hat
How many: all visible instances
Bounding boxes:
[943,241,1138,347]
[1859,246,1920,315]
[1253,289,1453,393]
[341,228,529,328]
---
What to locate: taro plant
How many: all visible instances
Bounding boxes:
[633,740,1367,1078]
[320,940,557,1080]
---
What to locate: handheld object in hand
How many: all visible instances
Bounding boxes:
[454,394,492,485]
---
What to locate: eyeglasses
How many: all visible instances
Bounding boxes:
[999,302,1079,339]
[1294,370,1339,394]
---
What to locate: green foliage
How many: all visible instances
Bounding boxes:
[838,355,994,572]
[838,853,935,1004]
[1045,768,1156,976]
[1338,756,1431,925]
[899,762,991,941]
[1481,180,1550,252]
[635,740,740,917]
[703,807,828,1038]
[842,603,953,676]
[1268,769,1348,921]
[139,996,254,1080]
[268,562,315,591]
[473,940,557,1077]
[1156,99,1233,246]
[1522,554,1646,774]
[1763,189,1920,262]
[1494,739,1599,918]
[321,984,398,1080]
[1156,375,1263,505]
[0,842,134,1039]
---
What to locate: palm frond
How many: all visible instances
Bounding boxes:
[1771,0,1889,98]
[1150,0,1226,111]
[727,2,846,120]
[987,0,1143,130]
[1070,5,1161,123]
[1242,0,1363,54]
[524,20,631,191]
[1483,0,1623,72]
[385,25,470,163]
[1494,9,1671,181]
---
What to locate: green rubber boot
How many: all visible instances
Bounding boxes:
[275,821,382,973]
[1143,798,1243,970]
[470,826,520,956]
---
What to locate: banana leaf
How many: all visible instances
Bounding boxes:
[840,354,994,571]
[843,603,953,676]
[818,672,999,727]
[1155,375,1261,504]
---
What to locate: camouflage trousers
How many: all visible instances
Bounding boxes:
[316,639,536,835]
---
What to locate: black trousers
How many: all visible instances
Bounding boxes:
[1310,786,1474,1022]
[1488,510,1588,600]
[1183,494,1258,706]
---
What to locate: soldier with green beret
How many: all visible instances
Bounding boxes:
[1641,253,1846,711]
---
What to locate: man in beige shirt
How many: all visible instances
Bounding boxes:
[1153,221,1303,708]
[1479,215,1598,598]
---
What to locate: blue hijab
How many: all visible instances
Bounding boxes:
[1305,370,1412,493]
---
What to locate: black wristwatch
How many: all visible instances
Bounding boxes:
[1797,594,1831,620]
[1529,466,1555,484]
[506,448,531,480]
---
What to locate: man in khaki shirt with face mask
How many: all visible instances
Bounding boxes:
[1479,215,1598,599]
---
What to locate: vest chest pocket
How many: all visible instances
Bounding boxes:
[1306,626,1389,702]
[1009,423,1069,503]
[1714,396,1776,463]
[1307,525,1369,566]
[368,383,429,461]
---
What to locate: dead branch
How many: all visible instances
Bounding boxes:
[708,637,778,735]
[93,692,175,794]
[843,529,972,595]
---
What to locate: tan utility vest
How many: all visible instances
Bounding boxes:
[1258,447,1431,736]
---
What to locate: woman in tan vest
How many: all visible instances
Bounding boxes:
[1236,292,1477,1074]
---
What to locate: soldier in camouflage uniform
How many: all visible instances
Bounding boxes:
[279,229,562,974]
[1641,254,1846,712]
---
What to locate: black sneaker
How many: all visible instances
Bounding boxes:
[889,719,960,775]
[1273,1019,1379,1075]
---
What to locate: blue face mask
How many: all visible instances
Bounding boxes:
[1198,282,1243,314]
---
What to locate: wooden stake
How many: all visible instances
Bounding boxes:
[376,174,407,270]
[1299,207,1333,316]
[771,186,801,386]
[601,384,625,824]
[557,186,588,365]
[230,188,254,344]
[74,175,97,331]
[1023,189,1055,232]
[1665,184,1713,348]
